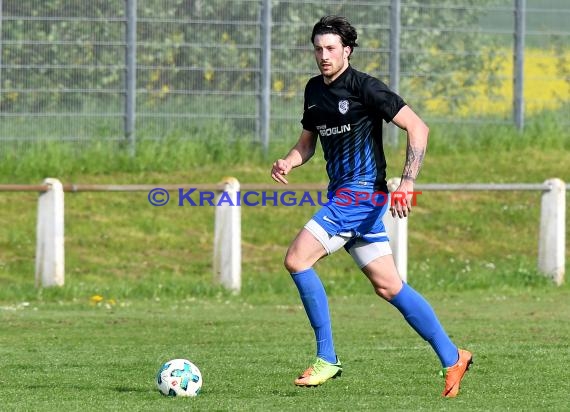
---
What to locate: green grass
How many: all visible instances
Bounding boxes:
[1,289,569,411]
[0,114,569,410]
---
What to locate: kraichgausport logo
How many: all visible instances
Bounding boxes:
[147,188,421,208]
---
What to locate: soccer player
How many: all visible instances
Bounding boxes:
[270,15,472,397]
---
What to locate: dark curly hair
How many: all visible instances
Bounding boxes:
[311,16,359,57]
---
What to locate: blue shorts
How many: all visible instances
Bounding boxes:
[310,187,390,250]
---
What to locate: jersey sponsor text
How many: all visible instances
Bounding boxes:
[316,124,351,137]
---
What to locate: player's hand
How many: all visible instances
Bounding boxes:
[390,179,415,218]
[271,159,292,184]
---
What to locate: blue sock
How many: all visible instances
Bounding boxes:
[291,268,337,364]
[390,283,459,368]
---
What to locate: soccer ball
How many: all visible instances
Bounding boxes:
[156,358,202,397]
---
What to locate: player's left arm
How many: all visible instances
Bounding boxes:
[390,105,429,218]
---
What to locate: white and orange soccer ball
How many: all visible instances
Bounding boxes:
[156,358,202,397]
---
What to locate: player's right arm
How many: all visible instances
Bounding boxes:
[271,129,317,184]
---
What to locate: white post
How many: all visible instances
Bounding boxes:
[35,178,65,287]
[213,177,241,292]
[383,177,408,282]
[538,178,565,285]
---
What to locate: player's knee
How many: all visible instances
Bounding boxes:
[284,249,306,273]
[283,250,297,273]
[372,280,403,301]
[368,275,402,300]
[372,285,393,301]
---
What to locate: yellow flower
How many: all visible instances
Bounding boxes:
[90,295,104,304]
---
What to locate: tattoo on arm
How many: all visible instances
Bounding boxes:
[402,144,425,182]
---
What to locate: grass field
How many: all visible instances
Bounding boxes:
[1,289,569,411]
[1,120,569,410]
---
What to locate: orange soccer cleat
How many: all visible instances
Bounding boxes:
[442,349,473,397]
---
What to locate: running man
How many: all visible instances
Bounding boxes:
[270,15,472,397]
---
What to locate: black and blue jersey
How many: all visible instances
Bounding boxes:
[301,66,406,195]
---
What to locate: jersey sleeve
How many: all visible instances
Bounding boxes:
[362,77,406,122]
[300,80,317,132]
